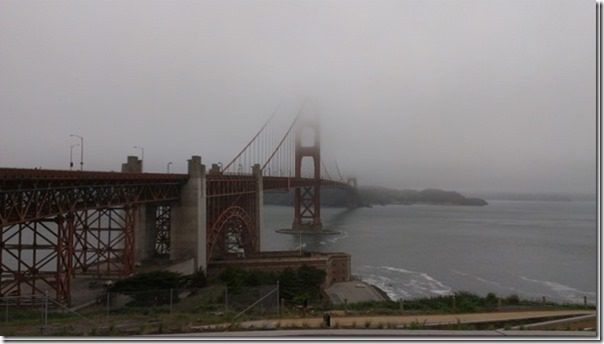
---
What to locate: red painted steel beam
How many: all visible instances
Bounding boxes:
[0,168,187,182]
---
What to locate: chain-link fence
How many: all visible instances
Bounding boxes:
[0,293,98,336]
[226,283,280,320]
[104,286,226,315]
[0,283,282,336]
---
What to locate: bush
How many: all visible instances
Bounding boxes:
[112,270,182,292]
[219,265,325,303]
[334,291,526,313]
[485,293,498,308]
[110,270,208,307]
[454,291,483,312]
[180,269,208,288]
[505,294,520,305]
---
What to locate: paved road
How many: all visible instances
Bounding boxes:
[166,329,597,337]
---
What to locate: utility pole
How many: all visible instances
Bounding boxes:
[69,143,79,170]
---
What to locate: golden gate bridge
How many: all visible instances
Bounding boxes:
[0,108,358,304]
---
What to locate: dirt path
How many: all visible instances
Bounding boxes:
[193,309,595,331]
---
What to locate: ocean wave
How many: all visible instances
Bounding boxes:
[357,265,452,299]
[379,266,417,274]
[326,230,348,244]
[451,269,519,292]
[520,276,596,303]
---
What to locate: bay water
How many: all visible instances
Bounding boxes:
[261,200,597,304]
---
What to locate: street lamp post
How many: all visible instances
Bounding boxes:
[166,161,173,173]
[133,146,144,172]
[70,135,84,171]
[69,143,80,170]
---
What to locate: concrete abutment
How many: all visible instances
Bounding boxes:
[170,156,207,271]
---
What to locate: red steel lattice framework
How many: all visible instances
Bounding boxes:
[0,169,184,304]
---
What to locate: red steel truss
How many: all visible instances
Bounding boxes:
[154,205,171,257]
[0,207,138,304]
[0,169,182,304]
[0,169,184,228]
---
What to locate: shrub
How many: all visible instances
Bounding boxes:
[180,269,207,288]
[407,320,426,330]
[219,265,325,303]
[485,293,498,308]
[505,294,520,305]
[111,270,182,306]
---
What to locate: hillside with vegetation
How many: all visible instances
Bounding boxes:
[264,187,487,207]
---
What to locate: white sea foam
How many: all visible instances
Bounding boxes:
[360,274,406,300]
[520,276,596,303]
[357,265,452,299]
[327,230,348,244]
[379,266,417,274]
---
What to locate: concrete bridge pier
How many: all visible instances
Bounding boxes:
[170,156,207,272]
[122,156,157,264]
[253,164,263,252]
[134,205,157,264]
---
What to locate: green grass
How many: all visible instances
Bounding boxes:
[1,289,594,336]
[332,291,595,315]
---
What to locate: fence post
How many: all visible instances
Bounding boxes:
[224,286,228,315]
[44,290,48,331]
[106,291,111,317]
[169,289,173,314]
[399,298,404,312]
[452,294,456,311]
[5,299,8,322]
[584,296,587,306]
[276,281,280,317]
[280,298,285,317]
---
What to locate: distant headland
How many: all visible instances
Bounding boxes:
[264,186,488,207]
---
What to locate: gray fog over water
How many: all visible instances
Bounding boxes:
[262,200,596,304]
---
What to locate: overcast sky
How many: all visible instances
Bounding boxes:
[0,0,596,194]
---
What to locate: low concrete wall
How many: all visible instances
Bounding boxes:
[208,251,351,288]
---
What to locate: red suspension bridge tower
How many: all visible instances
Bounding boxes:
[292,116,322,231]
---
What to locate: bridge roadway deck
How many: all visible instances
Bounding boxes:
[0,168,350,227]
[0,168,348,190]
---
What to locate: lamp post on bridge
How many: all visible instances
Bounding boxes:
[69,134,84,171]
[166,161,173,173]
[133,146,144,172]
[69,143,79,171]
